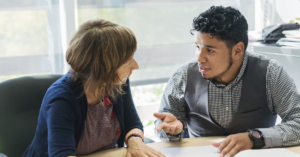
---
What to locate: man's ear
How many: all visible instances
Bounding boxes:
[231,42,244,60]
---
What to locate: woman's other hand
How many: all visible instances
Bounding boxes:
[126,137,165,157]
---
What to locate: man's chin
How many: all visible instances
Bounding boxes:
[201,73,213,80]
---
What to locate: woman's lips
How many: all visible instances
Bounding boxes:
[199,67,210,74]
[127,72,132,78]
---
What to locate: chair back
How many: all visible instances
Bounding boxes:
[0,75,62,157]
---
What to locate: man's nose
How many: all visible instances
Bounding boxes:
[196,49,206,63]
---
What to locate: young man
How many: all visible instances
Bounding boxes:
[154,6,300,157]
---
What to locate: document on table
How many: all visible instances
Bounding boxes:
[161,145,300,157]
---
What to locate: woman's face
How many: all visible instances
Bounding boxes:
[116,57,139,84]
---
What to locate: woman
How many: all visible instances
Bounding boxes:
[23,19,165,157]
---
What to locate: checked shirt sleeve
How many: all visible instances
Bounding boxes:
[154,63,189,141]
[259,59,300,148]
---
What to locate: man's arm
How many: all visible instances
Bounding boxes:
[259,59,300,147]
[212,59,300,157]
[154,64,189,141]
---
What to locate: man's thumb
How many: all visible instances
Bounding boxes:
[153,112,166,120]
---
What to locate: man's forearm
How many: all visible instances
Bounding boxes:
[257,128,282,148]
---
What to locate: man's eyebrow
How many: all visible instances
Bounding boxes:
[195,43,217,49]
[203,45,217,48]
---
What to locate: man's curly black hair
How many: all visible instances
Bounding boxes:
[191,6,248,51]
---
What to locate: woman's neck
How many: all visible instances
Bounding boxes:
[85,89,103,105]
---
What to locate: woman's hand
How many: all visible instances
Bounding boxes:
[126,137,165,157]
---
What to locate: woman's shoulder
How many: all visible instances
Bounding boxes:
[48,73,74,94]
[43,72,86,105]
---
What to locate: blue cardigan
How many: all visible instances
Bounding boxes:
[23,73,143,157]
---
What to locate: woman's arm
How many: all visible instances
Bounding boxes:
[125,128,144,145]
[122,80,144,134]
[43,85,79,157]
[46,98,77,157]
[122,80,165,157]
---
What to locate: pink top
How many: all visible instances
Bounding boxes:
[76,98,121,155]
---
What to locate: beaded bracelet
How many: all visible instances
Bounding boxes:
[127,133,144,143]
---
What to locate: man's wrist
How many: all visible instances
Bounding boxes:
[166,131,183,142]
[247,129,265,149]
[166,120,186,142]
[174,118,186,133]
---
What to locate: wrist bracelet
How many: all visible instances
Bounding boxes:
[127,133,144,143]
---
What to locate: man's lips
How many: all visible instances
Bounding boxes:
[199,67,210,74]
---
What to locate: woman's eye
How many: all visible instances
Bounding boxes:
[195,45,200,48]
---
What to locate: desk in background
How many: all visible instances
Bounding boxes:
[247,42,300,90]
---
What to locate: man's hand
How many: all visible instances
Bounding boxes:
[212,132,254,157]
[126,137,165,157]
[153,112,183,135]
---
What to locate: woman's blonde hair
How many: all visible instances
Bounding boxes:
[66,19,137,103]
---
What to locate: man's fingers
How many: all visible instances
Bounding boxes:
[156,123,166,132]
[220,141,236,156]
[224,145,241,157]
[217,139,230,153]
[153,113,166,120]
[173,125,180,135]
[168,126,176,135]
[212,141,222,148]
[163,125,171,133]
[157,123,173,133]
[157,122,180,135]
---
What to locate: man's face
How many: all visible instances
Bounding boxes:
[195,32,233,80]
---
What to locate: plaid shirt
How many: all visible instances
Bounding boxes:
[155,52,300,148]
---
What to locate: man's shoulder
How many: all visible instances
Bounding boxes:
[167,60,197,87]
[246,51,283,70]
[171,59,198,79]
[246,51,270,61]
[186,59,198,66]
[177,59,197,72]
[268,58,283,69]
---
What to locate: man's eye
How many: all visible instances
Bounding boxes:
[195,45,200,48]
[207,49,213,53]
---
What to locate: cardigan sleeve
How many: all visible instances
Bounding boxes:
[122,79,144,134]
[45,89,77,157]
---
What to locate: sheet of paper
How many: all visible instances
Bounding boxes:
[161,145,300,157]
[161,145,219,157]
[235,148,300,157]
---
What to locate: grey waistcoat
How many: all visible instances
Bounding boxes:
[185,55,277,137]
